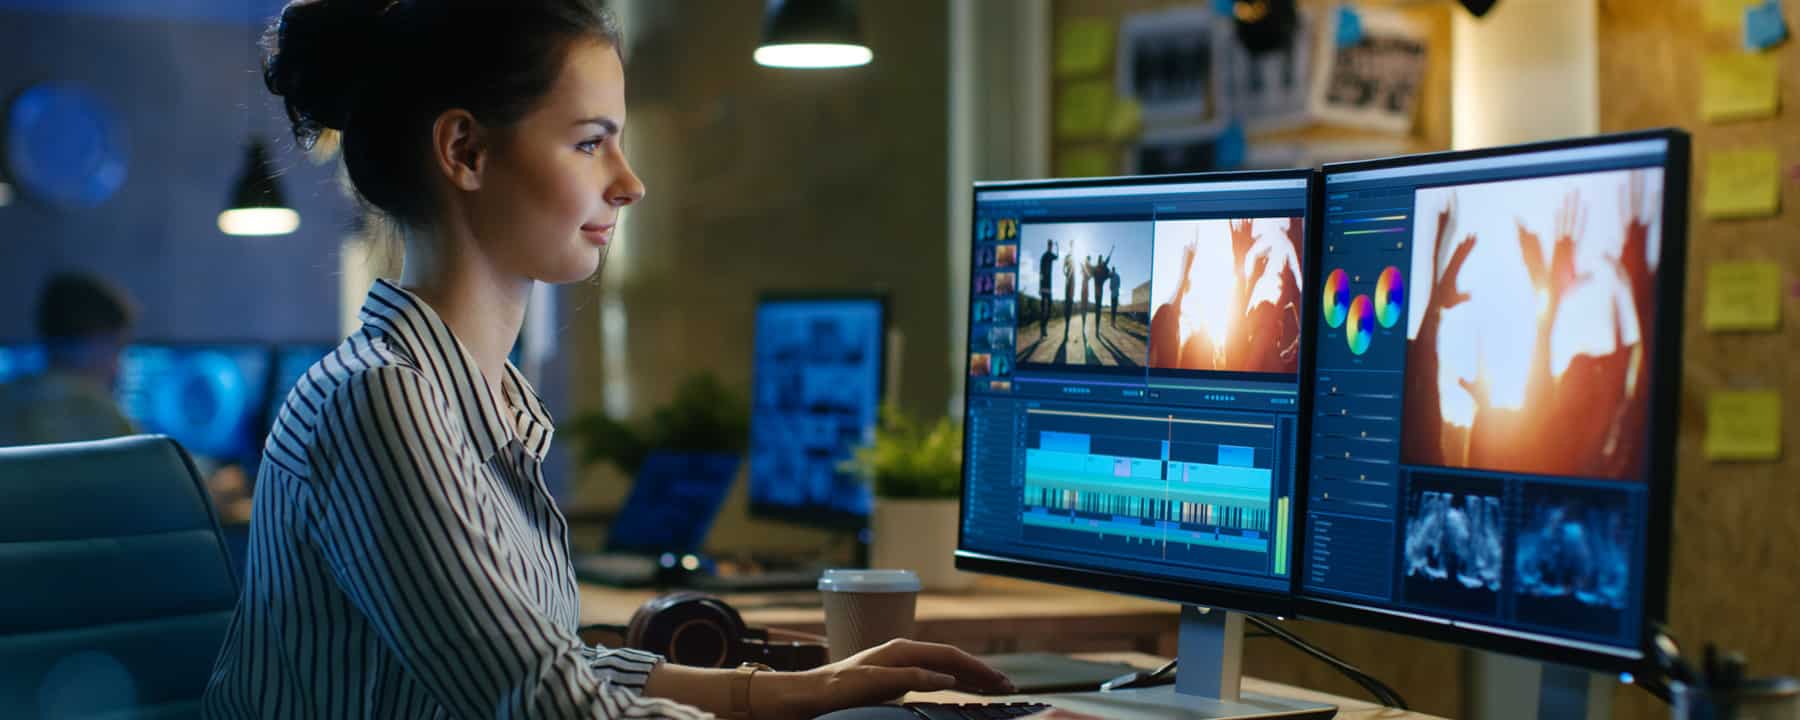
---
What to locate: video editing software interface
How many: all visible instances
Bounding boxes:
[962,174,1310,595]
[1305,138,1671,656]
[748,297,885,525]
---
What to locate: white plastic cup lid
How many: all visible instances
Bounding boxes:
[817,568,922,593]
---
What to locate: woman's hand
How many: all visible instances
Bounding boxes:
[754,639,1015,719]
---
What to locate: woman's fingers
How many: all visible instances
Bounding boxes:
[861,640,1016,692]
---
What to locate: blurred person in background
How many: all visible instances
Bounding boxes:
[0,272,137,446]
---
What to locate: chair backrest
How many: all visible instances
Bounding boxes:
[0,435,240,719]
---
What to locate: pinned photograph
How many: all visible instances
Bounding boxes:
[1309,8,1426,134]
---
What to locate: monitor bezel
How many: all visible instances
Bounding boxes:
[745,290,891,532]
[954,167,1320,619]
[1295,128,1688,674]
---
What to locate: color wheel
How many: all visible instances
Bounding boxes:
[1347,294,1374,355]
[1323,268,1350,328]
[1375,266,1404,329]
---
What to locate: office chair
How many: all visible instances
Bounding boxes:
[0,435,241,719]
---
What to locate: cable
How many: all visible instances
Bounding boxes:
[1248,616,1410,711]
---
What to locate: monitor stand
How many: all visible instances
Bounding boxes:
[1470,651,1614,719]
[1028,606,1336,719]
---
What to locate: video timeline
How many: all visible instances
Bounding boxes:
[1017,406,1291,578]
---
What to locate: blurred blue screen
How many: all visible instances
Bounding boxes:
[0,343,47,384]
[748,297,884,527]
[116,344,271,462]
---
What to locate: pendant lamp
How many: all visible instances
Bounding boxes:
[754,0,872,69]
[219,0,298,236]
[218,139,299,236]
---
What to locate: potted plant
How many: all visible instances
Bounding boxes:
[845,405,975,591]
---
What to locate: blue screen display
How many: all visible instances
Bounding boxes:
[266,343,335,427]
[0,343,47,384]
[606,452,740,555]
[748,298,884,525]
[116,344,271,462]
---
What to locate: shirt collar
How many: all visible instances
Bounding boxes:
[358,279,554,461]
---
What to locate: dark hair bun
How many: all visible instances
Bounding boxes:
[263,0,393,147]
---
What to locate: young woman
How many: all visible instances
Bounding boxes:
[201,1,1017,717]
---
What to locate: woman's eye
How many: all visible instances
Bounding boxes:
[576,138,605,154]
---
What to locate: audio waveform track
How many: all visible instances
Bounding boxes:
[1016,409,1289,575]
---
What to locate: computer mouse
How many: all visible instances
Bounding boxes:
[811,706,921,720]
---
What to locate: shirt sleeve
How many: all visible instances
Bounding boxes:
[309,366,713,719]
[582,645,666,691]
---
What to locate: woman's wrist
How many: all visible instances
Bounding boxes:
[749,668,823,720]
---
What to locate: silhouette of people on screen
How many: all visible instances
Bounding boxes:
[1061,251,1075,341]
[1038,239,1058,335]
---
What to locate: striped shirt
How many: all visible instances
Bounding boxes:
[203,280,711,719]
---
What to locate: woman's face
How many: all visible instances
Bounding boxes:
[465,38,644,284]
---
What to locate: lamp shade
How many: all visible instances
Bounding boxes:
[218,139,298,236]
[755,0,872,69]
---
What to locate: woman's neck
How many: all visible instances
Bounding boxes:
[399,228,531,397]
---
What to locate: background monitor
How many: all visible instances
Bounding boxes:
[747,294,887,530]
[1300,129,1687,671]
[0,342,46,384]
[116,343,272,464]
[955,170,1316,615]
[265,342,336,429]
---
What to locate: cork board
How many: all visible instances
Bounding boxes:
[1599,0,1800,718]
[1052,0,1453,179]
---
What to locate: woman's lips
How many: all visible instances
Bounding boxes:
[581,223,613,245]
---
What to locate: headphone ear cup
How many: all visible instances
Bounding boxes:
[624,592,748,669]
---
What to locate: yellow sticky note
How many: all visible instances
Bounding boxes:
[1057,18,1115,78]
[1056,81,1112,139]
[1705,0,1759,31]
[1705,261,1782,331]
[1106,98,1143,141]
[1704,148,1781,219]
[1706,390,1782,461]
[1056,146,1113,178]
[1703,53,1779,123]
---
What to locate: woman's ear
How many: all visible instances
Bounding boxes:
[431,109,488,192]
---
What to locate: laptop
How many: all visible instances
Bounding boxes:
[572,452,739,587]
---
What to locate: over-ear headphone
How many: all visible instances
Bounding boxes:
[582,592,829,672]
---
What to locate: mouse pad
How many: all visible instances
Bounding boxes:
[975,653,1141,694]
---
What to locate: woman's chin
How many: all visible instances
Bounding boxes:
[538,247,604,284]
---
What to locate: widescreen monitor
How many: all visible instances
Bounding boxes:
[747,294,886,530]
[1300,129,1687,671]
[955,170,1316,616]
[116,343,272,463]
[265,343,336,429]
[0,343,46,384]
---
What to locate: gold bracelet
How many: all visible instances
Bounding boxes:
[731,662,772,720]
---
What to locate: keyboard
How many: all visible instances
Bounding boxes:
[571,553,658,587]
[902,702,1051,719]
[687,567,825,592]
[815,701,1050,720]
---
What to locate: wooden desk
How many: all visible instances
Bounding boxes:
[580,575,1181,656]
[909,653,1449,720]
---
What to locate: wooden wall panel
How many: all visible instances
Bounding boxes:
[1600,1,1800,718]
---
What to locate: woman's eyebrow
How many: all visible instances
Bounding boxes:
[572,117,620,134]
